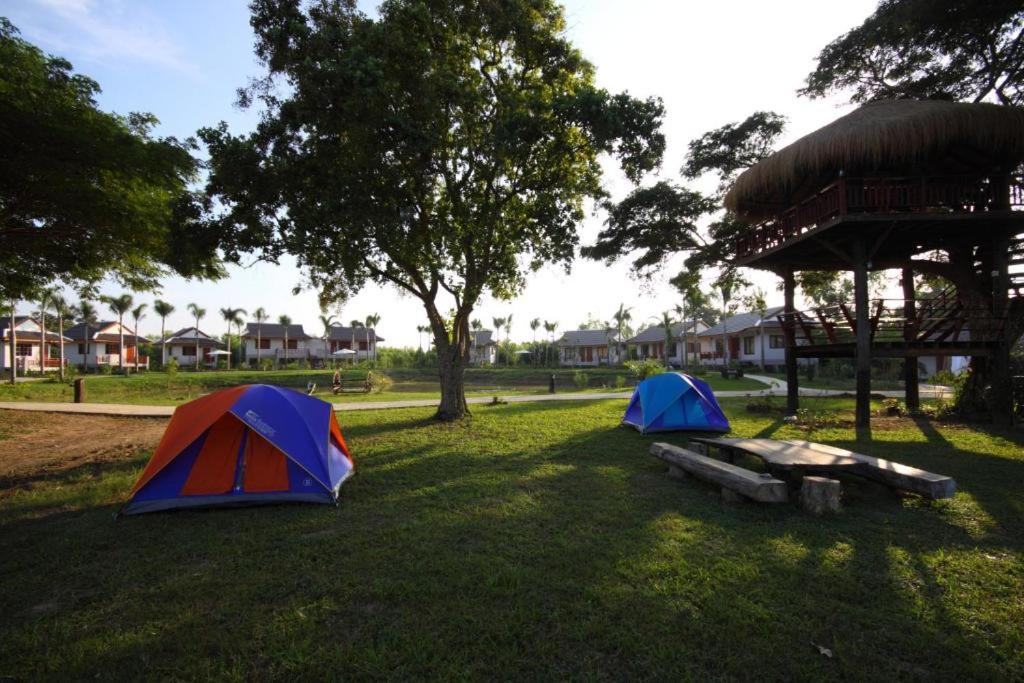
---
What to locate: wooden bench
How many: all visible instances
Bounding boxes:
[650,442,788,503]
[690,437,956,500]
[332,373,371,394]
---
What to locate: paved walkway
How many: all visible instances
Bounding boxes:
[0,374,950,417]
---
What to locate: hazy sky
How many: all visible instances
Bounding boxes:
[6,0,879,345]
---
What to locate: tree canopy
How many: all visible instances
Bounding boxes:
[0,19,223,299]
[200,0,665,419]
[800,0,1024,105]
[583,111,785,277]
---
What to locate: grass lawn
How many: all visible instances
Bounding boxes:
[0,368,769,406]
[1,397,1022,679]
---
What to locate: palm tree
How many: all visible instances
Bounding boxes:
[130,303,148,373]
[153,300,174,369]
[656,310,676,369]
[319,313,337,362]
[75,300,98,373]
[469,319,483,362]
[504,314,514,368]
[529,317,540,366]
[349,319,363,363]
[252,307,269,368]
[416,324,429,351]
[278,314,292,368]
[491,317,506,365]
[231,309,247,367]
[746,287,769,370]
[365,313,381,362]
[612,304,632,365]
[37,287,55,374]
[713,270,751,367]
[187,303,206,371]
[50,292,71,381]
[219,307,246,370]
[543,320,558,366]
[671,271,709,370]
[102,293,134,374]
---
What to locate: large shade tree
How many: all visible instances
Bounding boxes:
[200,0,665,420]
[0,20,223,304]
[800,0,1024,106]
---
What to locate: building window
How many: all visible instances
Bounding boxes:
[78,343,86,354]
[258,338,271,349]
[769,334,786,349]
[181,345,196,356]
[16,343,32,357]
[743,336,755,355]
[686,342,697,353]
[286,339,298,350]
[715,339,723,354]
[358,341,368,351]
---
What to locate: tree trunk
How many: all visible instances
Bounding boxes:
[58,313,65,381]
[436,347,469,421]
[134,320,140,374]
[118,317,125,374]
[39,305,46,375]
[8,299,16,384]
[161,319,167,369]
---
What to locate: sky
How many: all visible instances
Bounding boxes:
[5,0,881,345]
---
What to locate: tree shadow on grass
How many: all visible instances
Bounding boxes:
[2,399,1023,678]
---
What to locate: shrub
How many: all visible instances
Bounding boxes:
[216,359,227,370]
[614,375,627,389]
[297,359,309,370]
[259,358,274,371]
[624,359,664,381]
[165,357,179,377]
[745,396,780,414]
[98,363,113,375]
[879,397,905,417]
[572,370,588,390]
[929,369,956,387]
[367,371,393,394]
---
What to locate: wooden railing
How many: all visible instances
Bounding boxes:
[736,175,1024,260]
[776,299,1007,348]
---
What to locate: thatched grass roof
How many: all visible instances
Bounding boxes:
[725,99,1024,219]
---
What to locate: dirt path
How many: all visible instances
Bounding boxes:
[0,410,167,489]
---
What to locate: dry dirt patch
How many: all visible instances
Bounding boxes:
[0,410,167,489]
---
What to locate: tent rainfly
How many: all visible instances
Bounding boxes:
[121,384,354,515]
[622,373,730,434]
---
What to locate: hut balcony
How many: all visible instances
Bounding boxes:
[734,174,1024,267]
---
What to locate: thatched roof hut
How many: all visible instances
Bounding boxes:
[725,99,1024,220]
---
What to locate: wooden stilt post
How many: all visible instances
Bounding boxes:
[992,230,1012,423]
[901,267,919,410]
[783,267,799,415]
[852,240,871,430]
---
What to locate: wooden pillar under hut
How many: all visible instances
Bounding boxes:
[782,267,799,415]
[901,267,919,410]
[852,240,871,429]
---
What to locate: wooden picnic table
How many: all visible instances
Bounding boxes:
[689,437,956,499]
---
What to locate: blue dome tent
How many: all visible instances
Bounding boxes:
[622,373,730,434]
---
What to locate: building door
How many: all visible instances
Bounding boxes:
[728,337,740,360]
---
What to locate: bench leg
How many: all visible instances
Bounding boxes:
[721,487,744,504]
[667,464,689,481]
[689,442,708,456]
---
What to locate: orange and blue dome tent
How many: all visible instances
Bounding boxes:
[121,384,354,515]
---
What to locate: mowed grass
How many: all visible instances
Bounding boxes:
[2,397,1022,680]
[0,368,768,406]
